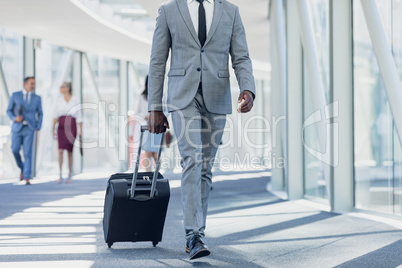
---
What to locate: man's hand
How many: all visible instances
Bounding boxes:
[237,90,254,113]
[148,111,169,134]
[14,115,23,123]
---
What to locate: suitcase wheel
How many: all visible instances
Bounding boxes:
[108,242,113,248]
[152,241,158,247]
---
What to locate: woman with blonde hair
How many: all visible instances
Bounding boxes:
[52,82,82,183]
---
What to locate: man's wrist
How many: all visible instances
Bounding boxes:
[148,103,164,112]
[242,90,255,100]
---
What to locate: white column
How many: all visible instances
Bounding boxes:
[127,62,142,170]
[286,0,304,199]
[273,0,288,188]
[270,0,286,191]
[73,52,83,174]
[297,0,331,200]
[360,0,402,145]
[23,37,35,78]
[119,60,129,171]
[23,37,36,177]
[331,0,354,212]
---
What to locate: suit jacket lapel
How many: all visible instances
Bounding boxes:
[177,0,201,47]
[18,91,23,103]
[204,0,223,47]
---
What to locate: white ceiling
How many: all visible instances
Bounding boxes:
[0,0,270,66]
[0,0,152,63]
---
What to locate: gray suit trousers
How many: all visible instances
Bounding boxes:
[171,93,226,239]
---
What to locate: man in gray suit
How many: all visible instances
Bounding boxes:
[148,0,255,260]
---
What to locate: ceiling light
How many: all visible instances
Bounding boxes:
[69,0,151,45]
[120,8,147,15]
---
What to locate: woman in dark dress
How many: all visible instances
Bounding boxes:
[52,82,82,183]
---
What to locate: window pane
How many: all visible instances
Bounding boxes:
[35,42,74,177]
[82,53,120,172]
[303,0,330,203]
[353,0,395,214]
[392,0,402,215]
[0,28,23,179]
[0,28,23,95]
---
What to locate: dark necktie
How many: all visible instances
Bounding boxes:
[196,0,207,46]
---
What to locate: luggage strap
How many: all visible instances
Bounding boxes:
[130,125,166,199]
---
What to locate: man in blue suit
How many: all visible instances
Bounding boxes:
[6,77,43,185]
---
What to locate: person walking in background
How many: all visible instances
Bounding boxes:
[148,0,255,260]
[52,82,82,184]
[6,77,43,185]
[133,75,163,172]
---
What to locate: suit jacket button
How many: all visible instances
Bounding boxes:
[197,68,201,71]
[201,49,204,53]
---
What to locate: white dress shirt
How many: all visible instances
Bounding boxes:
[187,0,214,36]
[54,96,82,123]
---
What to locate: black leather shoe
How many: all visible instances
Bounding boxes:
[188,235,210,260]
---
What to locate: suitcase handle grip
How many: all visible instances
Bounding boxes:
[127,188,159,201]
[140,125,166,133]
[130,125,166,199]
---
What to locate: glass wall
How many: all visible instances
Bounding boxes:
[218,76,270,171]
[128,61,148,111]
[393,0,402,215]
[0,29,24,179]
[82,53,120,172]
[354,0,402,215]
[0,32,271,180]
[0,28,23,97]
[35,42,74,177]
[303,0,330,203]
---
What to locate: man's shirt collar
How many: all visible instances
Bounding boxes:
[187,0,214,4]
[22,88,31,95]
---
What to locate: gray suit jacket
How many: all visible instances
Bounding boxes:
[148,0,255,115]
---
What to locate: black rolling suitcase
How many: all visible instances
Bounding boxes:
[103,125,170,248]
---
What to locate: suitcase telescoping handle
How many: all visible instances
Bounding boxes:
[130,125,166,199]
